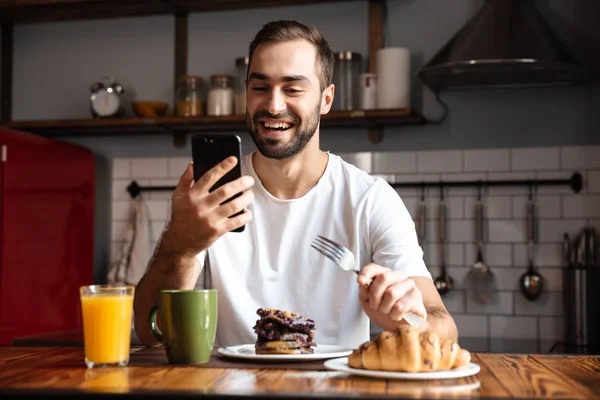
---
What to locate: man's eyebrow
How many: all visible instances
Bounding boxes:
[282,75,311,84]
[248,73,311,85]
[248,72,269,81]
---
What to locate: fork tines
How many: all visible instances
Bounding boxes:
[311,235,344,264]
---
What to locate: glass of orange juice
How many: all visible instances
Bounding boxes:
[80,285,134,368]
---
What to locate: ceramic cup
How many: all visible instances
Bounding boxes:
[149,289,217,364]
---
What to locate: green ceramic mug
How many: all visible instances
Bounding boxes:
[149,289,217,364]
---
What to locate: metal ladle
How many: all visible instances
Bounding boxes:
[467,184,494,303]
[434,184,454,295]
[418,184,427,249]
[520,185,544,301]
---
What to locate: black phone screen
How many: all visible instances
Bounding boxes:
[191,134,245,232]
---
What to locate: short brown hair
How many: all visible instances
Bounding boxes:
[248,20,335,92]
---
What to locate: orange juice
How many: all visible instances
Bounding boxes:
[81,288,134,367]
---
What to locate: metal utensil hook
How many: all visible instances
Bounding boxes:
[527,181,537,247]
[420,182,426,202]
[439,181,445,201]
[528,182,535,201]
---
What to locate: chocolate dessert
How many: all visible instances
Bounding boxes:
[253,308,316,354]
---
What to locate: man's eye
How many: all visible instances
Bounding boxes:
[252,87,267,92]
[286,89,302,94]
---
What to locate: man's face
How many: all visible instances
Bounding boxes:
[246,40,330,160]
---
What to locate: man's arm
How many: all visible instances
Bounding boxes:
[357,180,458,341]
[411,276,458,341]
[133,158,255,347]
[133,235,202,347]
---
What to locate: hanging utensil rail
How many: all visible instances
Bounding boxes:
[390,172,582,192]
[126,172,583,198]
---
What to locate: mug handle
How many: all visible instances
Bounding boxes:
[149,306,163,342]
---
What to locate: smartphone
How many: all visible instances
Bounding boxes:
[191,133,246,233]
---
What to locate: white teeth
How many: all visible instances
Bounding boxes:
[263,122,291,129]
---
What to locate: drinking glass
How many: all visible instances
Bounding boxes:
[80,285,134,368]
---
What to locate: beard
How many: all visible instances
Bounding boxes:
[247,101,321,160]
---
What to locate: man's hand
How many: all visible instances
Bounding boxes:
[357,263,428,332]
[134,156,255,347]
[163,156,255,257]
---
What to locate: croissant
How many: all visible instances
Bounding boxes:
[348,327,471,372]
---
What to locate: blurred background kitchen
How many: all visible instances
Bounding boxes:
[0,0,598,355]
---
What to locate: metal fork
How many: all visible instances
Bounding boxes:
[311,235,424,328]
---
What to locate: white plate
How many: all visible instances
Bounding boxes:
[217,344,353,361]
[324,357,480,380]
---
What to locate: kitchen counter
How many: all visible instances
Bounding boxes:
[0,345,599,399]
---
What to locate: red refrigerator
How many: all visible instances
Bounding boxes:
[0,127,95,345]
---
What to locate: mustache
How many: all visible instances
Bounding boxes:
[253,110,300,124]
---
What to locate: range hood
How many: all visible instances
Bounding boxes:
[417,0,585,91]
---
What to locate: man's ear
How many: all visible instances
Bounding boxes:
[320,84,335,114]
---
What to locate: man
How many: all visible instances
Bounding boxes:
[134,20,457,349]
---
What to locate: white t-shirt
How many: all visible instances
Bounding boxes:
[195,152,431,349]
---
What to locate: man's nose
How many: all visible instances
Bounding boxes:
[265,90,287,115]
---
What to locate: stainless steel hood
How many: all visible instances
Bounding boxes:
[417,0,585,91]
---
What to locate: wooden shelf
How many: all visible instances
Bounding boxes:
[0,0,359,23]
[0,0,406,146]
[1,109,424,137]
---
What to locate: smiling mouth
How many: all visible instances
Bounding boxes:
[260,121,295,132]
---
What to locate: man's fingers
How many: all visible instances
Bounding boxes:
[389,297,412,321]
[205,176,255,209]
[358,283,370,304]
[389,294,427,322]
[220,208,254,233]
[363,269,410,310]
[174,162,195,194]
[378,279,416,314]
[217,189,255,219]
[193,156,238,193]
[356,263,387,286]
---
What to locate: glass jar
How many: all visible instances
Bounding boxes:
[176,75,203,117]
[207,74,234,116]
[234,56,248,115]
[332,51,362,111]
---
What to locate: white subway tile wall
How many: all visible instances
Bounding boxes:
[511,147,560,171]
[110,145,600,349]
[589,171,600,193]
[131,158,169,179]
[417,150,463,173]
[111,159,131,179]
[464,149,510,172]
[169,157,192,178]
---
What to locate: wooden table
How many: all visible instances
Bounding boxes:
[0,345,599,399]
[11,329,144,348]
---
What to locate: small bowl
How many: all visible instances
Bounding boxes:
[132,101,169,118]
